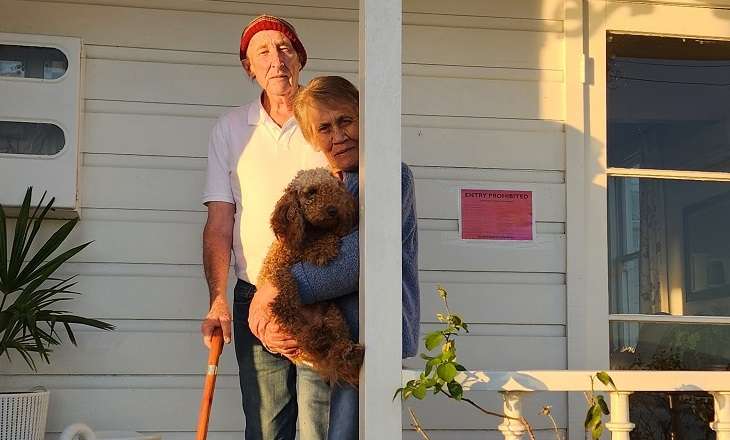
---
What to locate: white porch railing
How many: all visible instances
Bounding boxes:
[402,370,730,439]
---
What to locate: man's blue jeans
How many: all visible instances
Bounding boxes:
[233,279,330,440]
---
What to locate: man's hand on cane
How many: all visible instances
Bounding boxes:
[202,297,232,348]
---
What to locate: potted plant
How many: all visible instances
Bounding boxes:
[0,187,114,440]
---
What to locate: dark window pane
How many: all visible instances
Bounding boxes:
[0,121,65,155]
[685,191,730,306]
[0,44,68,79]
[607,33,730,172]
[610,321,721,439]
[610,321,730,370]
[609,177,730,317]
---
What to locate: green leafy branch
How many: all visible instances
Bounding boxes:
[394,286,618,440]
[584,371,617,439]
[394,286,470,402]
[394,286,537,440]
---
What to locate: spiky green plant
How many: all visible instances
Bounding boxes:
[0,187,114,370]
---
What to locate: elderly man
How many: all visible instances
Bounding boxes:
[249,75,421,439]
[200,15,330,440]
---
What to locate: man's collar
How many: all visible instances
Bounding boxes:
[248,92,297,130]
[247,93,266,126]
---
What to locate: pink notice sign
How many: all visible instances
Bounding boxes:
[460,189,534,240]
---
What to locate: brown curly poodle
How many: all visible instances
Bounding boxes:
[258,167,364,386]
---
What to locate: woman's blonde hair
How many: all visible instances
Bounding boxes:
[293,76,359,145]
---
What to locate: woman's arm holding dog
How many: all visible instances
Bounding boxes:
[291,163,418,305]
[290,231,359,304]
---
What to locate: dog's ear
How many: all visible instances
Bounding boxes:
[271,189,305,250]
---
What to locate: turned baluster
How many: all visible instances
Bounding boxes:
[604,391,634,440]
[711,392,730,440]
[498,391,528,440]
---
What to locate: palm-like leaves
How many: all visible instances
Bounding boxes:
[0,187,114,370]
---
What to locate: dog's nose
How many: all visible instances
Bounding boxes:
[327,206,337,217]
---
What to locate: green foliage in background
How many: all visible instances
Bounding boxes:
[584,371,616,438]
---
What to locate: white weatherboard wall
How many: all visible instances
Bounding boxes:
[0,0,567,438]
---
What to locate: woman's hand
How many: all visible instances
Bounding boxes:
[248,279,301,357]
[263,320,301,358]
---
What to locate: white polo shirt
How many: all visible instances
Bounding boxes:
[202,96,327,283]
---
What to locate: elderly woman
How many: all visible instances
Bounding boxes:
[201,15,331,440]
[249,75,420,439]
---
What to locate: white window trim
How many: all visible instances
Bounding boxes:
[608,168,730,182]
[565,1,598,438]
[609,314,730,325]
[0,32,82,212]
[574,0,730,369]
[567,1,730,437]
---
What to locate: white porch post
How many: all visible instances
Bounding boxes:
[358,0,403,439]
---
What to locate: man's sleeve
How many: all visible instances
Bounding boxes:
[202,120,235,205]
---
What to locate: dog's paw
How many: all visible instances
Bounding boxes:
[308,252,337,266]
[337,343,364,386]
[302,236,340,266]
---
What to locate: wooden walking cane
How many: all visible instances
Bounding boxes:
[196,328,224,440]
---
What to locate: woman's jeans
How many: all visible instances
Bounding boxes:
[233,279,330,440]
[328,384,358,440]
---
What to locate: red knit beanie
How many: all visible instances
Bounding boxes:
[239,15,307,69]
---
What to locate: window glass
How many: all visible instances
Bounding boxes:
[606,32,730,437]
[0,121,65,155]
[610,321,730,370]
[684,192,730,306]
[609,319,720,439]
[0,44,68,80]
[609,177,730,317]
[608,33,730,172]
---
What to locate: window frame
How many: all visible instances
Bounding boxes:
[0,32,82,212]
[565,0,730,369]
[604,35,730,324]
